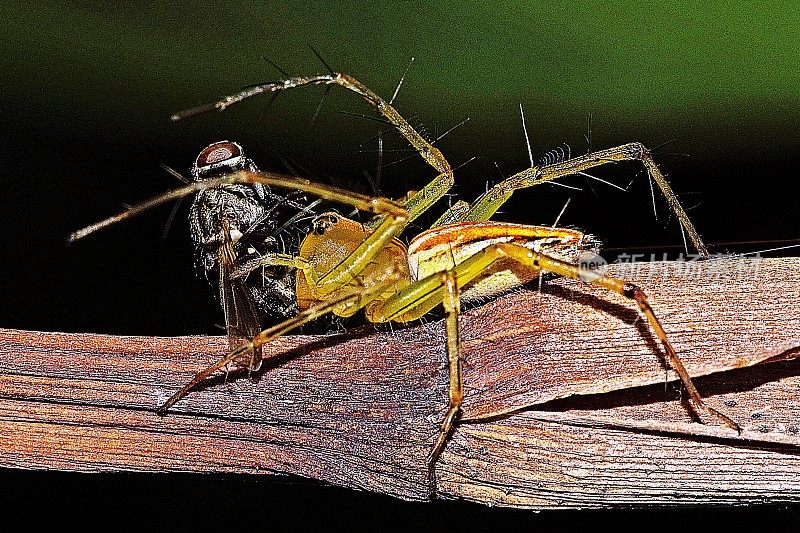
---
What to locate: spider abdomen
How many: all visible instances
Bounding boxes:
[408,221,593,303]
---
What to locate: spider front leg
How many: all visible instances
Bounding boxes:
[437,143,709,258]
[68,170,407,243]
[174,72,455,225]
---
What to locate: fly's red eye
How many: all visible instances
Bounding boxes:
[196,141,241,168]
[191,141,248,180]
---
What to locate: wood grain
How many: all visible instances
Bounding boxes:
[2,258,799,508]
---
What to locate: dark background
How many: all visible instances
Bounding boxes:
[1,1,799,527]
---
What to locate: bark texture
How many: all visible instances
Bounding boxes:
[2,259,799,508]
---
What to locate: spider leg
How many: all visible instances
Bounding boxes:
[445,143,708,258]
[173,72,454,225]
[157,267,401,414]
[428,271,462,477]
[432,199,470,227]
[70,170,406,241]
[361,268,464,491]
[482,244,736,429]
[369,241,737,466]
[231,253,313,281]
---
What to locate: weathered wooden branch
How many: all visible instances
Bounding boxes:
[2,258,800,508]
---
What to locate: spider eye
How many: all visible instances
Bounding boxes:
[192,140,249,180]
[312,214,339,235]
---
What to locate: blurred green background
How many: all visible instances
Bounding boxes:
[5,1,799,152]
[1,1,799,523]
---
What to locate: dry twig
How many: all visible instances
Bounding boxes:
[1,259,799,508]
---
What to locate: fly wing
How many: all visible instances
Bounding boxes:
[218,220,263,371]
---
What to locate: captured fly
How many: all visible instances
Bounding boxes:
[188,141,321,364]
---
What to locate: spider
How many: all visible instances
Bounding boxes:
[69,71,736,473]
